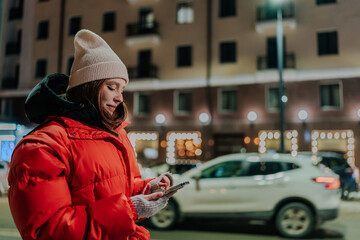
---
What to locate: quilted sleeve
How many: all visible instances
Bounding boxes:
[8,134,146,240]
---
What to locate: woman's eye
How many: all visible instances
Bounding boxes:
[108,86,115,91]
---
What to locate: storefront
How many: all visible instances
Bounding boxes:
[311,129,355,166]
[258,130,299,156]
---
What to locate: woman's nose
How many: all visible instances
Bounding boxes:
[114,93,123,103]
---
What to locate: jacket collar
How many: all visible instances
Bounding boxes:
[51,117,130,139]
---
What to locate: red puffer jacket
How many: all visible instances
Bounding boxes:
[8,117,152,240]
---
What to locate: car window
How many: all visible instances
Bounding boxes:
[246,161,283,176]
[283,162,299,171]
[201,161,243,178]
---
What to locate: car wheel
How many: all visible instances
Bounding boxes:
[275,202,314,238]
[148,200,179,230]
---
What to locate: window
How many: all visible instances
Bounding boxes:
[177,1,194,24]
[37,21,49,39]
[246,161,283,176]
[69,16,81,35]
[220,41,236,63]
[177,45,192,67]
[267,86,287,111]
[320,83,341,109]
[268,87,279,110]
[201,161,243,178]
[175,91,192,114]
[316,0,336,5]
[35,59,47,78]
[136,93,151,115]
[219,0,236,18]
[103,12,116,32]
[39,0,49,2]
[67,57,74,75]
[220,89,237,112]
[317,31,338,55]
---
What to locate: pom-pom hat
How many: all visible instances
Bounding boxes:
[68,29,129,90]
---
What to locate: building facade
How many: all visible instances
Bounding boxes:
[1,0,360,176]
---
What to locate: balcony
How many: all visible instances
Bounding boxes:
[5,42,21,56]
[2,77,19,89]
[126,0,158,4]
[257,53,296,70]
[255,3,296,33]
[128,65,158,79]
[8,7,23,21]
[126,21,160,46]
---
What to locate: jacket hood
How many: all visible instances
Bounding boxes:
[25,73,102,127]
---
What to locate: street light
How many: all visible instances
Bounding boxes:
[271,0,286,153]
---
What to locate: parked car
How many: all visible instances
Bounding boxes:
[142,161,201,179]
[299,151,359,199]
[147,153,340,238]
[0,161,10,196]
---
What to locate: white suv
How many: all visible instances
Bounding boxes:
[148,153,341,238]
[0,161,10,196]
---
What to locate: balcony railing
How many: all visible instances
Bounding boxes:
[257,53,296,70]
[5,42,21,56]
[256,3,295,22]
[8,7,23,21]
[2,77,19,89]
[126,21,159,37]
[128,65,158,79]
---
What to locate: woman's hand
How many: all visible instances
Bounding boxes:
[143,172,174,195]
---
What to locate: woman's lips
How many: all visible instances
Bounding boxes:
[107,105,116,111]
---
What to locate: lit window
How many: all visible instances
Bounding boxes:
[177,1,194,24]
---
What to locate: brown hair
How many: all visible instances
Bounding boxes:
[66,79,127,136]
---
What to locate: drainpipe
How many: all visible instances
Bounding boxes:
[57,0,65,73]
[204,0,213,160]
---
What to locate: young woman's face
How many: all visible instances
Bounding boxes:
[101,78,126,115]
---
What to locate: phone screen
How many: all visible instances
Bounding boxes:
[164,181,190,195]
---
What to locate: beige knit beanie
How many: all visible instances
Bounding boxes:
[68,29,129,90]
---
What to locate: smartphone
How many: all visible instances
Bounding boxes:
[164,181,190,195]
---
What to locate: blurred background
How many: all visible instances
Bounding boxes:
[1,0,360,239]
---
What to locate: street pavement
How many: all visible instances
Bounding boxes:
[1,195,360,240]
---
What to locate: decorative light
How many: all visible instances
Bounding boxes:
[281,95,288,103]
[258,130,298,154]
[311,130,355,166]
[247,111,258,122]
[166,132,202,164]
[155,113,166,125]
[298,110,308,121]
[199,112,211,124]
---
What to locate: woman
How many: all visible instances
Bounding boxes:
[8,29,173,240]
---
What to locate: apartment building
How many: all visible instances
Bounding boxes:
[1,0,359,173]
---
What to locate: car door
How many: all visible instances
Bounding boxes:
[178,160,250,213]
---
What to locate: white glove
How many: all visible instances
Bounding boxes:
[143,172,174,194]
[131,193,168,219]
